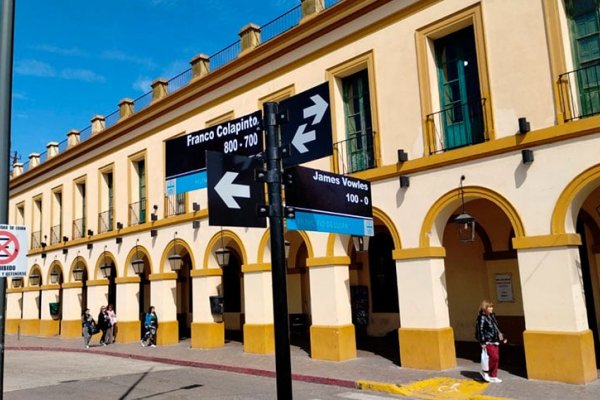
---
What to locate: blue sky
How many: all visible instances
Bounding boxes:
[11,0,299,163]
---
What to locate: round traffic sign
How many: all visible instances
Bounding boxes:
[0,230,20,264]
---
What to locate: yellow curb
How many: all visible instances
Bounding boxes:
[356,377,513,400]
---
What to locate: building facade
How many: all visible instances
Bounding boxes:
[6,0,600,384]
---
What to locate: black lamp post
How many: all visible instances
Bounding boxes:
[454,175,476,243]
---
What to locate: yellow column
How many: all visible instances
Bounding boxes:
[20,286,42,336]
[115,277,142,343]
[149,272,179,345]
[191,269,225,349]
[242,263,274,354]
[514,235,597,384]
[6,287,23,334]
[39,285,61,337]
[60,282,84,339]
[394,247,456,370]
[307,256,356,361]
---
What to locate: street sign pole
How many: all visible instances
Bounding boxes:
[264,102,293,399]
[0,1,16,398]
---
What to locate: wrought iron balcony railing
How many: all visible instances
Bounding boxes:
[72,217,85,239]
[129,199,147,226]
[333,132,376,175]
[165,193,186,217]
[559,62,600,122]
[31,230,42,249]
[98,209,114,234]
[425,97,488,154]
[50,224,62,245]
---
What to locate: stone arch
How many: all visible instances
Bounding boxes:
[160,238,195,273]
[420,185,525,248]
[202,230,247,269]
[124,244,153,277]
[69,256,88,282]
[552,163,600,235]
[28,264,43,287]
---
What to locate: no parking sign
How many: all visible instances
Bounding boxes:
[0,225,28,277]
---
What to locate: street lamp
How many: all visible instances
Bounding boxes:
[29,272,41,287]
[11,277,23,288]
[131,239,145,275]
[50,269,59,284]
[168,233,183,271]
[454,175,476,243]
[73,264,85,282]
[100,246,113,278]
[215,247,231,267]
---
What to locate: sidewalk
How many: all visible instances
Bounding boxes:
[5,334,600,399]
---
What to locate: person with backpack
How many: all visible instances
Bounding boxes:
[476,300,507,383]
[81,308,96,349]
[141,306,158,347]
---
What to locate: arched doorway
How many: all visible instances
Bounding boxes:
[223,249,243,342]
[176,252,193,339]
[48,263,63,334]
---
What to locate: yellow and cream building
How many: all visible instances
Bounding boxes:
[6,0,600,385]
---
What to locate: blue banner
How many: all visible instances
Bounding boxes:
[166,170,207,195]
[286,210,373,236]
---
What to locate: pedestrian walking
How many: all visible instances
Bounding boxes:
[97,305,111,346]
[141,306,158,347]
[105,304,117,344]
[81,309,96,349]
[476,300,507,383]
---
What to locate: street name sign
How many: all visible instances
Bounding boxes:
[165,111,263,195]
[284,166,373,236]
[279,82,332,167]
[207,151,266,228]
[0,225,28,277]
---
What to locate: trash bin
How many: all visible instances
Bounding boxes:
[209,295,224,315]
[49,302,60,317]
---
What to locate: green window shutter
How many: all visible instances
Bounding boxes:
[138,160,146,223]
[342,70,374,173]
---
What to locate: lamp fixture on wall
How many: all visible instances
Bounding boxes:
[11,277,23,288]
[62,248,68,255]
[397,149,408,163]
[215,229,231,267]
[100,246,113,278]
[192,202,200,212]
[168,232,183,271]
[150,229,158,237]
[41,235,47,248]
[87,229,94,237]
[151,205,158,221]
[522,149,534,164]
[87,243,93,250]
[73,255,85,281]
[454,175,476,243]
[518,117,530,134]
[116,237,123,244]
[29,272,41,287]
[131,239,144,275]
[399,175,410,188]
[62,236,69,243]
[116,222,123,230]
[50,268,59,284]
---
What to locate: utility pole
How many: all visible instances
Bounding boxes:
[0,0,16,398]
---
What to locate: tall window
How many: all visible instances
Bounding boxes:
[99,171,114,233]
[50,191,62,245]
[32,197,42,249]
[138,160,146,223]
[15,203,25,225]
[73,181,86,239]
[567,0,600,116]
[342,70,374,173]
[434,26,484,150]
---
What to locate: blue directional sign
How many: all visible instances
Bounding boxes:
[165,111,263,195]
[279,82,332,167]
[284,166,373,236]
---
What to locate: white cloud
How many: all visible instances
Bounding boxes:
[30,44,86,57]
[101,50,156,69]
[60,68,106,83]
[133,76,153,93]
[14,59,56,77]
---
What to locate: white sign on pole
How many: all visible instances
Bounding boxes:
[0,225,29,277]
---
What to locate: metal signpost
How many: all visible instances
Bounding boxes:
[165,111,263,195]
[0,1,15,398]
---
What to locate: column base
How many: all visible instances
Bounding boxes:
[399,327,456,370]
[39,319,60,337]
[6,319,20,334]
[310,324,356,361]
[524,330,597,384]
[244,323,274,354]
[156,320,179,346]
[61,319,82,339]
[114,321,141,343]
[192,322,225,349]
[20,319,40,336]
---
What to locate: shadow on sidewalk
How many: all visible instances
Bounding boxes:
[455,341,527,378]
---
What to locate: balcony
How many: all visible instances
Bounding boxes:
[72,217,85,239]
[425,97,488,154]
[165,193,186,217]
[31,230,42,249]
[50,224,62,245]
[559,62,600,122]
[333,132,376,175]
[129,199,147,226]
[98,209,114,234]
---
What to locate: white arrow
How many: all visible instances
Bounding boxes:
[303,94,328,125]
[214,171,250,209]
[291,123,316,154]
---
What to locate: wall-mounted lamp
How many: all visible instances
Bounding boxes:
[11,277,23,288]
[168,232,183,271]
[399,175,410,188]
[150,229,158,237]
[116,222,123,230]
[50,269,59,284]
[518,117,530,134]
[454,175,476,243]
[115,237,123,244]
[62,248,68,255]
[352,235,370,253]
[100,246,113,278]
[87,243,93,250]
[73,264,85,281]
[41,235,47,248]
[192,220,200,229]
[522,149,534,164]
[62,236,69,243]
[151,205,158,221]
[87,229,94,237]
[41,252,47,259]
[29,272,41,287]
[397,149,408,163]
[215,247,231,267]
[192,202,200,212]
[284,240,291,259]
[131,239,144,274]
